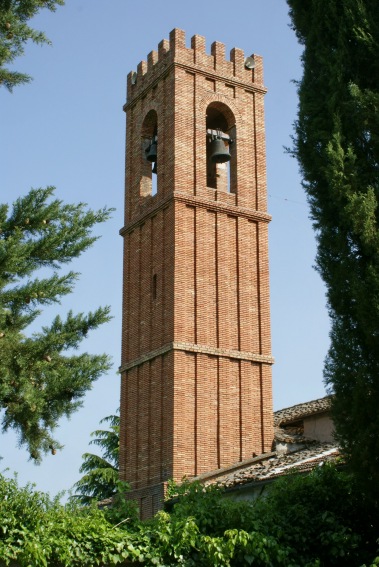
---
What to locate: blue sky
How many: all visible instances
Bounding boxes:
[0,0,330,497]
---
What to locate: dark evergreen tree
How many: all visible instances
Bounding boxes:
[287,0,379,496]
[0,0,64,91]
[72,413,119,504]
[0,187,113,460]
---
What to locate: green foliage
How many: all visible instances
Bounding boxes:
[0,473,147,566]
[143,508,291,566]
[0,0,64,90]
[0,466,379,566]
[253,465,377,566]
[153,467,379,566]
[287,0,379,497]
[147,480,292,565]
[0,187,114,460]
[102,480,139,527]
[165,479,259,536]
[72,413,120,505]
[71,412,139,524]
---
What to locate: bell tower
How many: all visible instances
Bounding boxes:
[119,29,274,518]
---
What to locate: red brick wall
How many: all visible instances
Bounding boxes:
[119,28,274,509]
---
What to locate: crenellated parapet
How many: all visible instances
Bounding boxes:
[126,28,265,105]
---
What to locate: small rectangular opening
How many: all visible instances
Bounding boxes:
[206,78,216,92]
[225,84,235,98]
[152,274,157,299]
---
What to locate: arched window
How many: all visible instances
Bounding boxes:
[141,110,158,197]
[206,102,236,194]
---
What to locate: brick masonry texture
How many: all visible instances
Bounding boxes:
[119,28,274,518]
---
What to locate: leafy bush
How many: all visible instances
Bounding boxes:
[0,466,378,566]
[0,474,145,566]
[253,464,378,566]
[146,466,379,566]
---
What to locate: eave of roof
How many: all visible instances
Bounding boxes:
[206,443,341,490]
[188,396,338,491]
[274,396,333,427]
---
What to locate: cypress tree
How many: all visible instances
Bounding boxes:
[287,0,379,496]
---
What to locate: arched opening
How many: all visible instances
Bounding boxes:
[206,102,236,193]
[141,110,158,197]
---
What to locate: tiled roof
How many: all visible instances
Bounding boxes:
[274,428,314,444]
[193,396,338,491]
[274,396,332,427]
[208,443,340,489]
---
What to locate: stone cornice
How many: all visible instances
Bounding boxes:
[119,191,271,236]
[174,191,272,222]
[119,341,274,373]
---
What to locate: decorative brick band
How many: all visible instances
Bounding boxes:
[119,342,274,373]
[119,343,173,373]
[119,191,271,237]
[174,191,272,222]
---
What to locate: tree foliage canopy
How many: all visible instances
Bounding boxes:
[0,187,113,460]
[72,413,120,505]
[0,0,64,90]
[287,0,379,495]
[1,465,378,566]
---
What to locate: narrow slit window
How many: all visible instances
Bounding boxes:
[152,274,157,299]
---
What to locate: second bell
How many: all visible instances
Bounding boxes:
[209,136,231,163]
[145,141,157,162]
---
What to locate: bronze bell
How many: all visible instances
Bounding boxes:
[209,135,231,163]
[145,141,157,162]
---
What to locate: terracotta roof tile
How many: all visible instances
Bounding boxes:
[208,443,340,489]
[274,396,332,427]
[193,396,339,491]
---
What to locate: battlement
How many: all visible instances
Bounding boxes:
[126,28,264,103]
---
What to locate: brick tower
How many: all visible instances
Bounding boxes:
[119,29,274,517]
